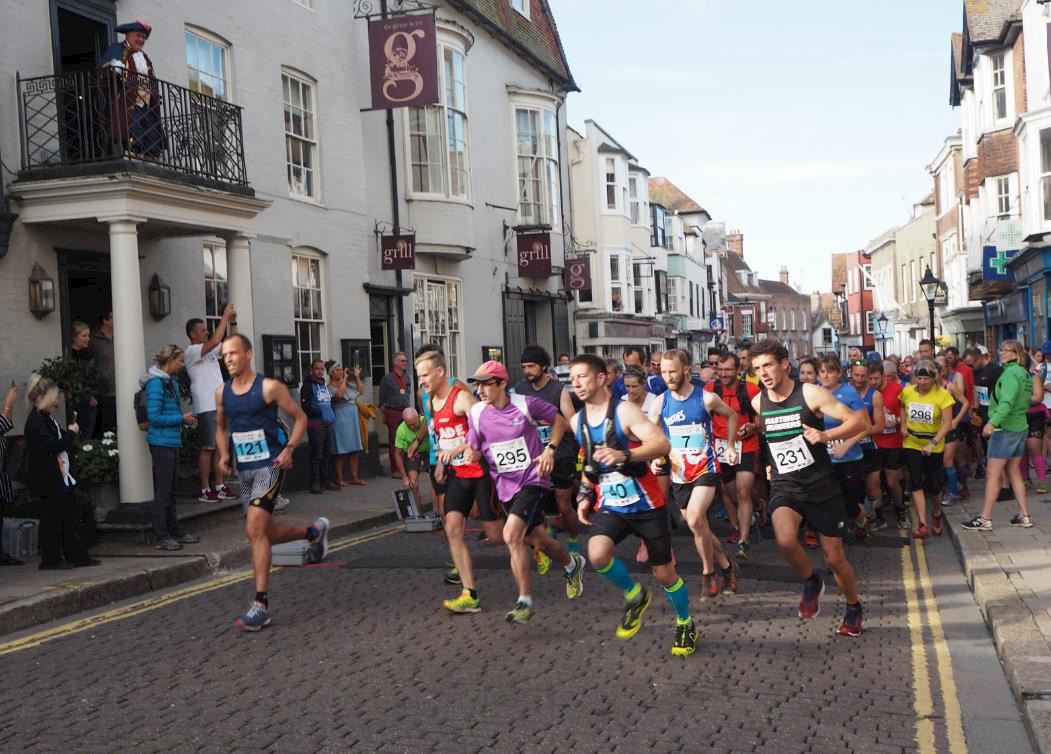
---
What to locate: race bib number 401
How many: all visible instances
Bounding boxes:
[232,429,269,464]
[491,437,530,473]
[769,434,814,474]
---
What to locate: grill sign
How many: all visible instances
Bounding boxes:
[518,232,552,277]
[381,234,415,271]
[368,14,439,110]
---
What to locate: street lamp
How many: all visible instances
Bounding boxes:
[876,311,889,358]
[919,266,940,342]
[833,288,846,358]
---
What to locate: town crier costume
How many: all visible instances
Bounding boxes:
[101,19,166,158]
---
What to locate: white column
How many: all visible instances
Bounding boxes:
[225,234,255,348]
[106,217,153,504]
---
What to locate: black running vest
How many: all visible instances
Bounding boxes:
[758,380,838,498]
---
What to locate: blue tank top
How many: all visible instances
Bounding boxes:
[826,383,864,463]
[575,406,663,514]
[221,374,288,471]
[659,387,719,483]
[859,386,877,449]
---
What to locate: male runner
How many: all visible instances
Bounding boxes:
[749,339,866,637]
[705,352,762,560]
[462,361,585,623]
[650,349,741,601]
[849,360,887,531]
[816,356,870,538]
[215,334,329,632]
[416,349,500,613]
[515,345,581,555]
[570,355,698,657]
[870,360,908,530]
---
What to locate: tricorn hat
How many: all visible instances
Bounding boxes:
[116,19,152,38]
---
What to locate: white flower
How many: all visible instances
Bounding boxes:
[103,431,115,438]
[107,449,118,457]
[82,444,94,452]
[101,438,114,446]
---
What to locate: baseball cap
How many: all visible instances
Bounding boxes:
[865,351,882,362]
[467,360,509,383]
[1042,340,1051,354]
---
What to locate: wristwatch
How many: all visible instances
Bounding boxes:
[623,448,632,463]
[545,442,558,452]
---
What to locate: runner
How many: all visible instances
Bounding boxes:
[570,354,698,657]
[705,352,762,561]
[514,345,582,555]
[214,334,329,632]
[462,360,585,623]
[870,360,908,530]
[749,339,866,637]
[848,359,887,531]
[898,359,955,539]
[416,349,500,613]
[816,356,870,538]
[651,349,741,601]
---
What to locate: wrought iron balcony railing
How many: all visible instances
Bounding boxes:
[17,69,249,189]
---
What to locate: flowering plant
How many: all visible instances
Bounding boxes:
[76,431,120,484]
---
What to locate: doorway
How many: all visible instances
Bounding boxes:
[58,250,112,354]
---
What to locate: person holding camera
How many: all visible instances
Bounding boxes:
[328,362,365,486]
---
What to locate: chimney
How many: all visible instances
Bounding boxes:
[779,265,789,285]
[727,230,744,257]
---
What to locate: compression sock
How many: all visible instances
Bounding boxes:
[596,557,636,595]
[255,591,268,607]
[567,536,580,554]
[1034,455,1047,482]
[663,578,691,623]
[944,466,959,497]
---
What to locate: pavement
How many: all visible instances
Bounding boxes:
[942,483,1051,754]
[0,472,420,637]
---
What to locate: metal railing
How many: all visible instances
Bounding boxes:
[17,69,248,187]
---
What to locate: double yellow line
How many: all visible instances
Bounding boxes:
[0,524,399,657]
[902,539,968,754]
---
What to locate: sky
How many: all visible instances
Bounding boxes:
[548,0,962,293]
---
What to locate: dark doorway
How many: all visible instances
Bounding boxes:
[58,250,112,354]
[51,0,114,74]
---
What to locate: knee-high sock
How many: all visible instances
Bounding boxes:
[596,557,636,596]
[664,578,691,623]
[944,465,958,497]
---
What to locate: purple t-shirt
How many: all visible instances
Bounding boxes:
[466,395,557,502]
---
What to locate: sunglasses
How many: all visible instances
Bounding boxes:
[850,359,869,367]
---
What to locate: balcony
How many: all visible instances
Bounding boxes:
[17,69,250,193]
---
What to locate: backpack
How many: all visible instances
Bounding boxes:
[134,377,176,431]
[714,379,756,421]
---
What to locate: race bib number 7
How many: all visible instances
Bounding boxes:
[768,434,814,474]
[232,429,269,464]
[491,437,530,473]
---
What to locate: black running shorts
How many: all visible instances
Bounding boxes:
[550,454,578,490]
[502,485,549,533]
[903,448,944,496]
[588,507,673,566]
[718,451,759,482]
[241,466,286,515]
[879,446,904,470]
[768,487,847,538]
[671,475,718,508]
[444,469,499,521]
[859,446,882,475]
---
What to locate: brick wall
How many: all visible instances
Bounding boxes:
[976,129,1018,182]
[965,158,980,200]
[936,207,959,237]
[1014,31,1027,116]
[727,231,744,257]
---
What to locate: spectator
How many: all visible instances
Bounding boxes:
[184,306,239,503]
[328,362,365,486]
[393,407,427,508]
[24,374,98,569]
[1024,347,1048,494]
[963,340,1035,531]
[91,311,116,435]
[1042,341,1051,469]
[553,353,572,388]
[301,359,337,494]
[378,352,411,478]
[141,345,200,551]
[0,382,23,565]
[69,321,100,440]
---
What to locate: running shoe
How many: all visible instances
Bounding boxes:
[699,572,719,602]
[443,589,481,613]
[1036,483,1049,495]
[274,495,291,512]
[721,560,739,595]
[444,564,461,585]
[198,489,220,503]
[836,602,864,637]
[798,575,824,619]
[505,600,534,624]
[534,547,551,575]
[307,516,330,562]
[854,514,869,540]
[913,523,930,540]
[941,494,957,508]
[216,485,240,500]
[724,527,740,544]
[235,600,271,632]
[961,514,992,531]
[1010,513,1034,528]
[896,507,910,531]
[174,533,200,544]
[672,621,698,657]
[564,553,586,599]
[615,588,652,639]
[735,540,750,562]
[803,530,819,549]
[870,513,888,533]
[155,537,182,551]
[931,515,943,537]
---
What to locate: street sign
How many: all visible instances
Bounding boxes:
[709,316,724,332]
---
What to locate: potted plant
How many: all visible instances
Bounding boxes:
[37,355,111,414]
[76,431,121,522]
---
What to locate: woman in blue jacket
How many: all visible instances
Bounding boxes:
[141,345,200,550]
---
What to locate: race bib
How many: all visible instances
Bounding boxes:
[975,386,989,407]
[769,434,814,474]
[714,437,742,463]
[907,402,935,423]
[599,471,642,508]
[491,437,531,473]
[232,429,269,464]
[537,424,553,444]
[882,409,898,434]
[439,435,468,465]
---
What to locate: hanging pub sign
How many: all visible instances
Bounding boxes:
[518,231,552,277]
[564,256,591,292]
[368,14,440,110]
[381,233,415,271]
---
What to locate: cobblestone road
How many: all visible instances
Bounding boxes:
[0,521,997,753]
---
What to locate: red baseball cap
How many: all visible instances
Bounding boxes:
[467,360,509,383]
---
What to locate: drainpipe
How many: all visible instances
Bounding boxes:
[0,134,17,259]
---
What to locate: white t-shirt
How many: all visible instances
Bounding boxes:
[184,343,224,413]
